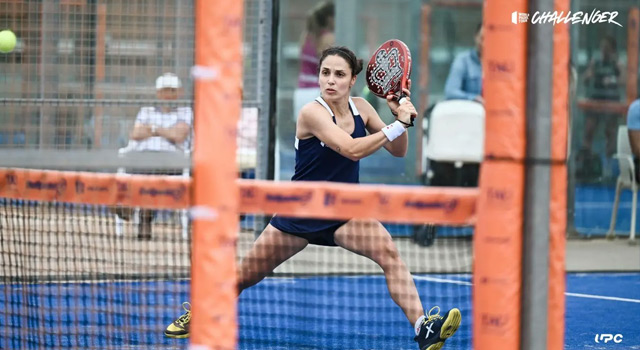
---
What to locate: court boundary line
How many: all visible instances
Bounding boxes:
[565,292,640,304]
[413,275,640,304]
[4,273,638,304]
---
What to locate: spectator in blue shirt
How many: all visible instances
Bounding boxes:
[444,24,483,104]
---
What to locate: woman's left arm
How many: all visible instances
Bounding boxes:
[354,97,408,157]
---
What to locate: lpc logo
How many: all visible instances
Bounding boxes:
[595,334,623,344]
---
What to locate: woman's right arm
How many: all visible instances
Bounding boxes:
[298,102,411,161]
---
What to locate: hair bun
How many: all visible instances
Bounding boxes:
[354,58,364,75]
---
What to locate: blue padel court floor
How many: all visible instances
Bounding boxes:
[1,273,638,349]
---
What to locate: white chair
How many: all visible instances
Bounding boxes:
[414,100,484,246]
[425,100,485,179]
[607,125,637,242]
[114,141,190,240]
[237,107,258,172]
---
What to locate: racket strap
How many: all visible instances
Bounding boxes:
[397,119,414,127]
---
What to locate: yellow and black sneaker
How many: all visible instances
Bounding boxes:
[414,306,461,350]
[164,302,191,339]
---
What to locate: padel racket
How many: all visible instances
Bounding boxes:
[365,39,413,109]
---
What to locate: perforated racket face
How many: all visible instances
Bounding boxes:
[365,39,412,98]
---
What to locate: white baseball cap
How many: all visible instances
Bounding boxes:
[155,73,182,90]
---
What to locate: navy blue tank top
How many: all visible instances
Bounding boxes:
[270,96,366,235]
[292,96,366,183]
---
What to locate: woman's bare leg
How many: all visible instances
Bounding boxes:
[334,219,423,324]
[237,224,308,294]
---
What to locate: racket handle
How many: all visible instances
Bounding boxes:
[397,95,416,120]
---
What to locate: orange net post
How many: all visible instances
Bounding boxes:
[416,4,432,177]
[93,3,106,148]
[190,0,243,348]
[548,0,570,348]
[474,0,528,349]
[627,7,639,104]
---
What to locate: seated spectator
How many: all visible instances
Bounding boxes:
[130,73,192,152]
[627,99,640,182]
[116,72,193,240]
[427,24,483,188]
[444,23,483,104]
[577,35,624,182]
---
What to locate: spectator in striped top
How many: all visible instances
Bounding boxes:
[293,1,335,122]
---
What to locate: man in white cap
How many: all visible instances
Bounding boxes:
[118,73,193,240]
[130,72,192,152]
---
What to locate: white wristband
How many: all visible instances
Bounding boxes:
[381,120,406,142]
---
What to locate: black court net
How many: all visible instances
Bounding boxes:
[0,198,191,349]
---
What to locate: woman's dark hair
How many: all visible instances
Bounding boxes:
[601,35,617,51]
[307,1,334,36]
[318,46,364,76]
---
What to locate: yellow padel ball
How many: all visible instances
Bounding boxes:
[0,30,17,54]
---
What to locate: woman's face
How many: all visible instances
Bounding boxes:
[318,54,356,101]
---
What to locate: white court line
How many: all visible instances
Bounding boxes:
[263,277,296,284]
[413,275,472,286]
[413,276,640,304]
[565,292,640,304]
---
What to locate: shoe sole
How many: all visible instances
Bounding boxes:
[440,308,461,339]
[164,332,189,339]
[425,342,444,350]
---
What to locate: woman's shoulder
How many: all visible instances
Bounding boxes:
[352,96,375,114]
[299,99,329,119]
[297,99,333,138]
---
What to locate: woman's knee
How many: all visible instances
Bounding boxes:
[359,221,399,260]
[374,237,401,269]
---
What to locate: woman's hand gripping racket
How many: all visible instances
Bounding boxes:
[365,39,415,126]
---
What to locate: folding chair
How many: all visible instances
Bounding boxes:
[415,100,485,246]
[114,141,190,240]
[425,99,485,172]
[607,125,638,242]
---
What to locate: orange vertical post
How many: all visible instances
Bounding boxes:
[473,1,527,349]
[93,2,106,148]
[416,4,432,177]
[547,0,570,349]
[190,0,243,349]
[627,8,639,105]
